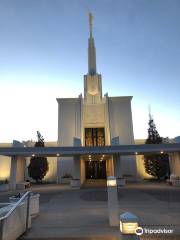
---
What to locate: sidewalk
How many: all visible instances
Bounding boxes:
[14,183,180,239]
[1,183,180,239]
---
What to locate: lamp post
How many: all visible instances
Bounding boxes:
[107,176,119,226]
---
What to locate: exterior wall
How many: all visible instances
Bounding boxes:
[108,97,134,144]
[83,102,105,129]
[56,157,74,183]
[108,96,137,178]
[0,143,12,181]
[57,97,82,182]
[43,142,57,182]
[16,156,26,183]
[0,156,11,181]
[84,74,102,104]
[135,139,153,179]
[57,98,82,146]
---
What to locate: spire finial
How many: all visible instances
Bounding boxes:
[89,12,93,38]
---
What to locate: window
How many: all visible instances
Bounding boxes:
[85,128,105,146]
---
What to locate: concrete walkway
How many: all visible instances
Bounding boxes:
[1,183,180,239]
[21,185,118,239]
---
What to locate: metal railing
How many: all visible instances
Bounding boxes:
[0,191,31,240]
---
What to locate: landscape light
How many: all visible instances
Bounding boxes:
[107,176,117,187]
[120,212,138,234]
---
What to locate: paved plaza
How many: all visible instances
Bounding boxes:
[0,182,180,239]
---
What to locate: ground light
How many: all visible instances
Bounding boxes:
[107,176,117,187]
[120,212,138,234]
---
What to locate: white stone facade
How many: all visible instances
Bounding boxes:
[56,13,137,184]
[1,14,179,186]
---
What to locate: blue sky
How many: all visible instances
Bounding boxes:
[0,0,180,142]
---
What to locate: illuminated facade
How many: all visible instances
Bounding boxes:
[3,14,179,186]
[56,13,138,185]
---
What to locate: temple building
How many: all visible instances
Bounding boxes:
[56,13,137,184]
[1,14,180,188]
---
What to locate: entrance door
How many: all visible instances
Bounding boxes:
[85,161,106,179]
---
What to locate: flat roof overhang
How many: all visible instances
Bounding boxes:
[0,143,180,157]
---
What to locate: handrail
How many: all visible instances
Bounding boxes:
[0,191,31,239]
[0,191,31,221]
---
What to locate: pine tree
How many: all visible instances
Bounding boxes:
[28,131,49,183]
[144,114,170,180]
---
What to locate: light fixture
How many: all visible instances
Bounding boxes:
[160,151,164,154]
[120,212,138,234]
[135,152,138,155]
[107,176,117,187]
[102,155,105,157]
[32,154,35,157]
[57,153,60,157]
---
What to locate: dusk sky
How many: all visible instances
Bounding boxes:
[0,0,180,142]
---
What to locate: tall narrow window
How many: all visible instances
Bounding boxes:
[85,128,105,146]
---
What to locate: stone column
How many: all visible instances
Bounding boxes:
[73,156,81,179]
[107,176,119,226]
[9,140,25,190]
[9,156,17,190]
[72,138,81,188]
[9,155,26,190]
[111,137,121,178]
[107,157,115,176]
[169,152,180,176]
[113,154,122,178]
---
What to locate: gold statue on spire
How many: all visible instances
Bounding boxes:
[89,12,93,37]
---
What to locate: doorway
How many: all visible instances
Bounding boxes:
[85,160,106,179]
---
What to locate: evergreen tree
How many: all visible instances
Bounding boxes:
[144,114,170,179]
[28,131,49,183]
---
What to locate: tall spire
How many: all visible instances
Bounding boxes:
[88,12,97,75]
[89,12,93,38]
[84,13,102,104]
